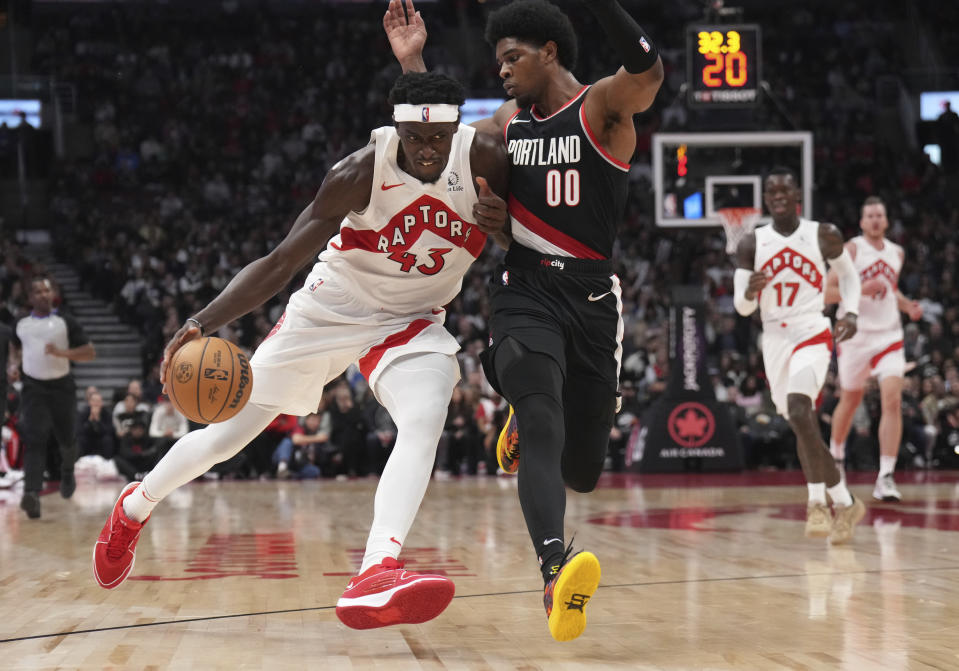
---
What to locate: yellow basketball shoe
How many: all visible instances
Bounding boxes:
[543,549,601,642]
[496,405,519,474]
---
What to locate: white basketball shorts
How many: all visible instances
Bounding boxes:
[761,316,833,416]
[248,264,460,415]
[836,329,905,390]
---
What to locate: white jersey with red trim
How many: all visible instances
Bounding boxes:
[318,124,485,315]
[838,235,903,333]
[754,218,830,333]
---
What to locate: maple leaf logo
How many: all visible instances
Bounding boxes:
[676,410,707,440]
[667,402,716,448]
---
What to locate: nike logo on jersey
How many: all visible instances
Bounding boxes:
[588,292,610,302]
[381,182,405,190]
[510,118,531,124]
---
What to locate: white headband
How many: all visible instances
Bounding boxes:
[393,103,460,123]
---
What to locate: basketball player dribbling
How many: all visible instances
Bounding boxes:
[824,196,923,502]
[93,72,512,630]
[734,167,866,545]
[385,0,663,641]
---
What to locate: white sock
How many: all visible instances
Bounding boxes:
[878,455,896,478]
[827,481,853,507]
[807,483,827,505]
[122,402,278,523]
[829,439,845,461]
[122,482,160,523]
[359,353,458,575]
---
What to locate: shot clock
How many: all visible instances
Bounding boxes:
[686,24,761,107]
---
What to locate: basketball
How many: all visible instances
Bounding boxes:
[166,337,253,424]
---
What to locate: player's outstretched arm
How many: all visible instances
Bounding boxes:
[733,232,766,316]
[383,0,515,137]
[582,0,664,162]
[820,223,859,343]
[160,148,374,388]
[824,240,858,305]
[384,0,427,73]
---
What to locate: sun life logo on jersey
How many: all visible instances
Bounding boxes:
[447,170,464,192]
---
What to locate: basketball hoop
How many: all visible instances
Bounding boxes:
[718,207,761,255]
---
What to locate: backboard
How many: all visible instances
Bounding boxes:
[652,132,813,228]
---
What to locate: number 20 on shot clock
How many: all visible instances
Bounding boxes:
[686,24,761,107]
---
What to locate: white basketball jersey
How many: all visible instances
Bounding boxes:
[838,235,903,333]
[754,219,828,325]
[317,124,484,314]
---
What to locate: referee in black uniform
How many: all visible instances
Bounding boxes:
[14,276,95,518]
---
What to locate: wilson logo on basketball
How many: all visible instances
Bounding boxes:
[228,353,251,409]
[174,363,194,384]
[667,402,716,448]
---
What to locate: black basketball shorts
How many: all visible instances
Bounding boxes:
[481,244,623,397]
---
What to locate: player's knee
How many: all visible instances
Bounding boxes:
[881,392,902,416]
[785,395,813,426]
[396,402,448,438]
[565,467,603,493]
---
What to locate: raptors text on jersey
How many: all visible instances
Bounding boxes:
[319,125,485,314]
[753,218,830,331]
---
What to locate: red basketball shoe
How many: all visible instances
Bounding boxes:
[93,482,150,589]
[335,557,455,629]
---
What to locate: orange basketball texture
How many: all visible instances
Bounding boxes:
[167,337,253,423]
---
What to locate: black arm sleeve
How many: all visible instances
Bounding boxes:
[585,0,659,74]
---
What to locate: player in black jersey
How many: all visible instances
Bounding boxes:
[385,0,662,640]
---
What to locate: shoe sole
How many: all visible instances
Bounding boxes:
[873,494,901,502]
[335,577,455,630]
[804,525,831,539]
[548,552,601,642]
[496,408,518,474]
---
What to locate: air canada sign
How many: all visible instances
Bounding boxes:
[636,286,743,472]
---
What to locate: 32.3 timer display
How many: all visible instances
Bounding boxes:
[686,24,761,107]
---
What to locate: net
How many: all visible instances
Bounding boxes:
[718,207,762,255]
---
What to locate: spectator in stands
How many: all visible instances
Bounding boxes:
[328,384,367,479]
[441,384,481,476]
[244,412,298,478]
[148,395,188,457]
[114,392,152,442]
[113,417,157,482]
[77,389,116,458]
[111,379,151,433]
[274,411,330,480]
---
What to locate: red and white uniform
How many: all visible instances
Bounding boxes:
[836,236,905,389]
[250,125,484,415]
[754,219,833,415]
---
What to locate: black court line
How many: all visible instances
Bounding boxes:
[4,563,959,645]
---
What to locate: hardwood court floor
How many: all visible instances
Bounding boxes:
[3,470,959,670]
